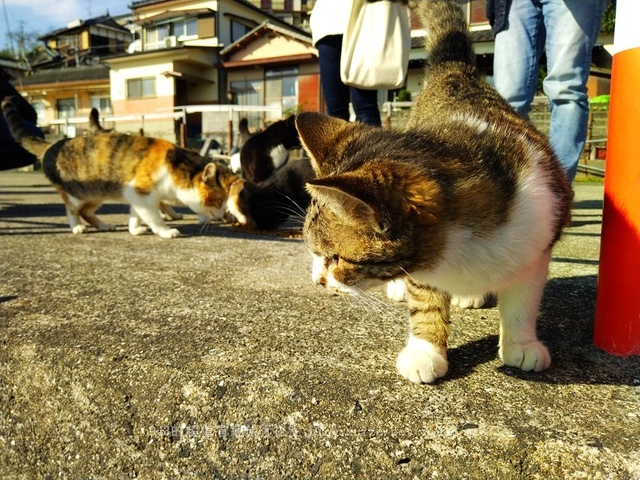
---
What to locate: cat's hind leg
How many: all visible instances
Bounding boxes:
[396,279,450,384]
[58,191,88,234]
[79,202,115,232]
[498,249,552,372]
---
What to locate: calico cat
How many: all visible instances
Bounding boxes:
[2,96,241,238]
[239,115,301,183]
[228,157,315,230]
[295,0,572,383]
[88,107,184,222]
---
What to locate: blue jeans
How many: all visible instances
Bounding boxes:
[493,0,607,183]
[316,35,382,127]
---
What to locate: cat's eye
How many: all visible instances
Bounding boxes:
[326,254,339,267]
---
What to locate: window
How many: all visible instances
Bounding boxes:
[57,98,76,119]
[127,78,155,99]
[32,102,46,124]
[265,67,299,115]
[145,24,170,50]
[57,34,79,52]
[174,19,197,39]
[230,79,264,125]
[231,20,251,42]
[91,96,112,114]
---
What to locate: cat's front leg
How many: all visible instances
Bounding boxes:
[128,201,180,239]
[396,280,451,384]
[498,250,552,372]
[159,202,183,221]
[128,208,149,236]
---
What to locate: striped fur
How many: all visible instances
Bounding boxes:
[2,96,240,238]
[297,0,572,383]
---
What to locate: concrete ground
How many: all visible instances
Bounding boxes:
[0,171,638,479]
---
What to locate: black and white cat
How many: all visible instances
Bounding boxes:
[239,115,301,183]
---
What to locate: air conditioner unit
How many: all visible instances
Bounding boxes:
[165,36,177,48]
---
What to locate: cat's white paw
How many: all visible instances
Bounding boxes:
[452,294,486,309]
[72,225,87,234]
[129,226,148,236]
[396,336,448,384]
[158,228,181,239]
[98,222,116,232]
[386,279,407,302]
[500,341,551,372]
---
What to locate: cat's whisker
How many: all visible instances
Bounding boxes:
[400,268,417,284]
[344,290,372,315]
[348,287,395,318]
[199,221,210,234]
[260,201,306,220]
[264,187,307,217]
[358,288,395,313]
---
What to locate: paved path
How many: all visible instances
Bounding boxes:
[1,171,638,479]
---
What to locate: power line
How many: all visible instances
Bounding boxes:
[1,0,16,55]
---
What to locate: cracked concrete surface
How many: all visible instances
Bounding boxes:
[1,171,638,479]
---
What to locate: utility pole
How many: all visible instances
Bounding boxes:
[1,0,16,57]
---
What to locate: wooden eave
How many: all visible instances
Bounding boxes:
[221,53,316,69]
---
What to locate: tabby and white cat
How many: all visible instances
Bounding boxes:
[296,0,572,383]
[2,97,241,238]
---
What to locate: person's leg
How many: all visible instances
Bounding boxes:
[0,118,42,170]
[316,35,351,121]
[542,0,607,183]
[0,144,38,170]
[493,0,545,118]
[350,87,381,127]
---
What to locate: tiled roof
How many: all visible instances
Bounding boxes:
[39,14,131,40]
[18,64,110,86]
[0,59,29,71]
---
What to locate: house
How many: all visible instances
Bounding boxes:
[10,0,612,149]
[16,14,133,132]
[243,0,311,29]
[104,0,314,149]
[219,20,318,128]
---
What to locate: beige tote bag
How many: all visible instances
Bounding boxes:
[340,0,411,90]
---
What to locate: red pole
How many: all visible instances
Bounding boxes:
[593,0,640,356]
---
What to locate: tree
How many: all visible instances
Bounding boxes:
[601,0,616,35]
[3,21,41,59]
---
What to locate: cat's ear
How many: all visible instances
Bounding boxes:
[306,176,387,233]
[295,112,349,176]
[202,162,220,184]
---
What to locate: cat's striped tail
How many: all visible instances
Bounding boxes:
[416,0,476,69]
[1,96,51,161]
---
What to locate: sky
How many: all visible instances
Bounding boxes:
[1,0,132,54]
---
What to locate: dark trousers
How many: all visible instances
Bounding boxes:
[316,35,381,127]
[0,119,42,171]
